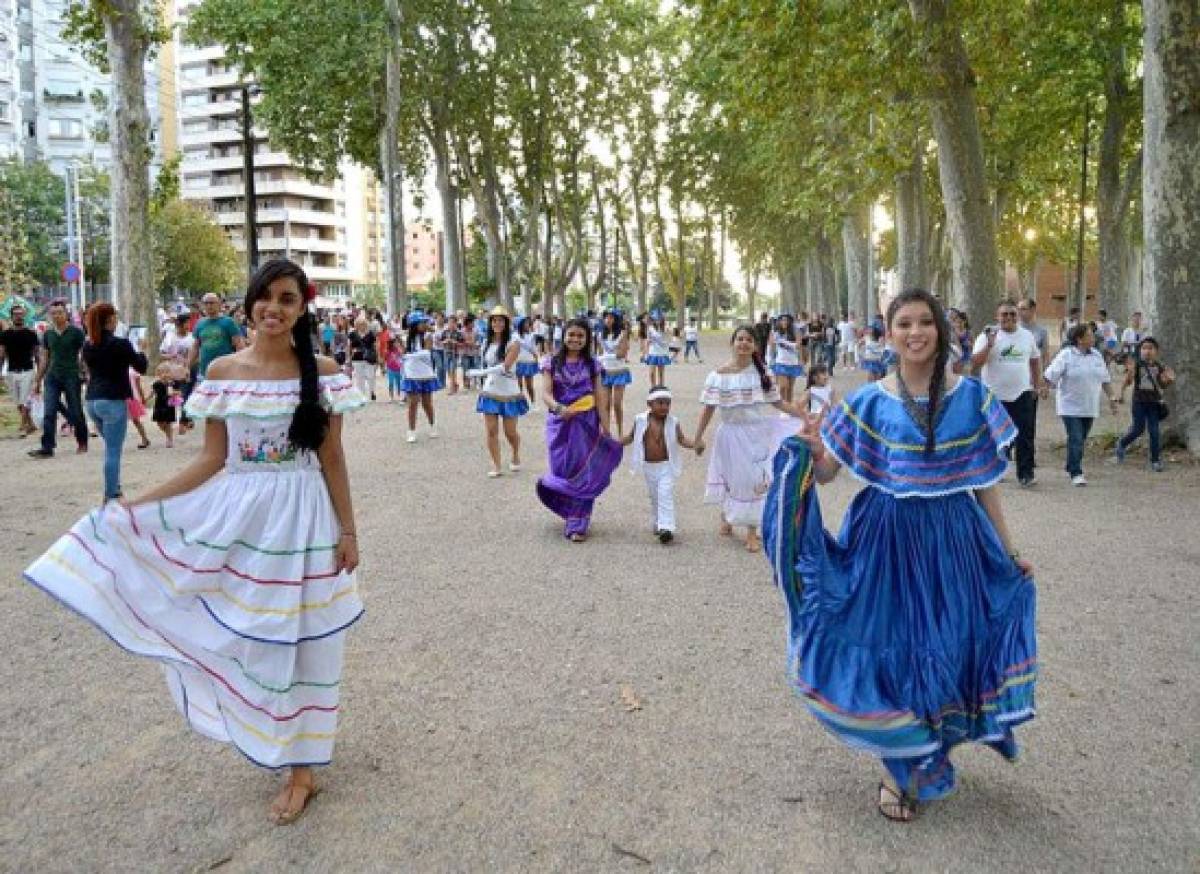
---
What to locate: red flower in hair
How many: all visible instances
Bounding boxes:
[305,282,318,302]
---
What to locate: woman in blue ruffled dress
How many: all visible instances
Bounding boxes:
[763,288,1037,822]
[471,306,528,477]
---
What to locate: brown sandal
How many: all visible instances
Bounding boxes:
[269,777,321,825]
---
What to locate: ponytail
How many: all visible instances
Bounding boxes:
[288,310,329,451]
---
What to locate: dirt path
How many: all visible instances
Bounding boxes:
[1,336,1196,873]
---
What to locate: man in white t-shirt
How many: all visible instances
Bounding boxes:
[1121,310,1146,361]
[971,300,1044,486]
[837,313,858,368]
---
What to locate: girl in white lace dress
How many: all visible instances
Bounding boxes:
[693,325,801,552]
[24,260,365,825]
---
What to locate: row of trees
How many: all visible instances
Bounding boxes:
[0,157,239,307]
[57,0,1197,448]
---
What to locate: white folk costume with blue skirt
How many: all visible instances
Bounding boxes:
[23,375,367,769]
[515,333,540,378]
[475,341,529,418]
[600,336,633,387]
[770,332,805,378]
[644,328,672,367]
[859,339,887,378]
[762,377,1037,801]
[401,348,442,394]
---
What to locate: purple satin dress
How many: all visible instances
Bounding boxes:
[536,358,623,538]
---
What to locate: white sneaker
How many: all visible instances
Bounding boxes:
[406,431,417,444]
[428,427,439,438]
[1071,474,1088,487]
[509,462,522,472]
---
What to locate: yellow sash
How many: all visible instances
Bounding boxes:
[566,394,595,413]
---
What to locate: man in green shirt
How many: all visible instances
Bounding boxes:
[29,300,88,457]
[188,293,245,378]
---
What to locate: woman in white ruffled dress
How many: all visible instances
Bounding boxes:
[23,259,366,825]
[693,325,802,552]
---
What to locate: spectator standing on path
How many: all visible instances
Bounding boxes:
[1058,306,1081,347]
[1095,309,1120,362]
[29,300,87,459]
[347,316,378,401]
[0,304,40,435]
[1115,337,1175,472]
[1121,311,1146,362]
[971,301,1044,487]
[160,314,195,365]
[837,313,858,369]
[1043,324,1118,486]
[1017,299,1049,361]
[81,302,149,502]
[752,312,772,357]
[189,293,246,379]
[684,318,702,362]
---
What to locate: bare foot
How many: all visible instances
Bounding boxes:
[718,520,733,537]
[745,534,761,552]
[269,770,320,825]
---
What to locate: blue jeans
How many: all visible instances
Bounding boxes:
[41,372,87,452]
[1119,400,1162,464]
[684,339,701,360]
[432,349,447,384]
[86,399,129,499]
[1061,415,1093,476]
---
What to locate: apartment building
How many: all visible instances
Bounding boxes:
[174,0,363,289]
[0,0,17,159]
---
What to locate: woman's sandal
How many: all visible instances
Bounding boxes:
[137,440,150,449]
[718,521,734,537]
[569,533,586,543]
[877,781,918,823]
[745,536,762,553]
[269,778,321,826]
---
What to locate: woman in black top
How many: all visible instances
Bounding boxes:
[81,302,149,501]
[348,315,378,401]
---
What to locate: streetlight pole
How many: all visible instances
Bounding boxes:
[240,83,259,276]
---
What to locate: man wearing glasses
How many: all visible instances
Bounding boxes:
[971,300,1045,487]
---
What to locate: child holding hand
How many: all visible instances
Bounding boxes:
[622,385,701,544]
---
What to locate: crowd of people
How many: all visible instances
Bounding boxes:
[1,258,1183,828]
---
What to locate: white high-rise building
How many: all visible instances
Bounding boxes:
[174,0,378,290]
[0,0,18,160]
[9,0,165,172]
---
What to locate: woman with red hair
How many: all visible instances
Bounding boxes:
[81,302,148,502]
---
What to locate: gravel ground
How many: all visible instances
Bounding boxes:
[1,335,1196,874]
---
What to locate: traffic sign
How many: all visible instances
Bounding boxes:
[62,262,81,283]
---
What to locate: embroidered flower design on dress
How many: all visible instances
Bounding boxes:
[238,435,299,465]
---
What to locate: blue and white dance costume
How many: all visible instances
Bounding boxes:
[474,340,530,418]
[644,327,672,368]
[859,339,888,378]
[515,332,541,379]
[770,331,805,378]
[762,377,1037,802]
[401,348,442,394]
[599,335,633,387]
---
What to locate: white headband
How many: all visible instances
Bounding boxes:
[647,388,673,402]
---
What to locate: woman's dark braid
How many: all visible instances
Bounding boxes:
[923,344,949,454]
[752,349,773,392]
[289,310,329,451]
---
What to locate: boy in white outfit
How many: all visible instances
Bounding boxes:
[622,386,701,544]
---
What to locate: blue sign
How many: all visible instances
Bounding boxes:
[62,262,81,283]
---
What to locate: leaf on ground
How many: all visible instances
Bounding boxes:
[619,685,642,712]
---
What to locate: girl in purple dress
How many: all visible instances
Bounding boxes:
[536,318,623,542]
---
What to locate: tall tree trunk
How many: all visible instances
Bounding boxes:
[745,266,759,321]
[1142,0,1200,451]
[629,169,651,314]
[908,0,1003,333]
[711,209,725,329]
[894,143,930,290]
[382,0,408,315]
[105,0,155,354]
[816,232,837,316]
[1016,257,1039,301]
[842,209,870,322]
[804,252,818,314]
[428,113,465,312]
[1096,0,1136,318]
